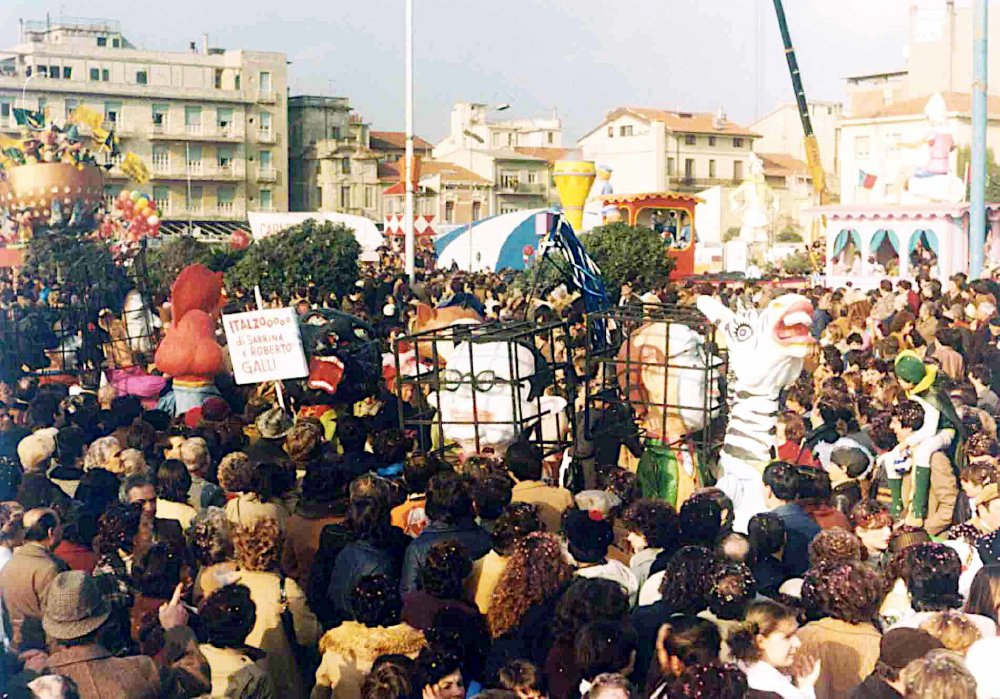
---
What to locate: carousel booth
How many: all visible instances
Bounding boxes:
[392,317,574,470]
[601,192,701,278]
[816,202,1000,288]
[584,302,725,505]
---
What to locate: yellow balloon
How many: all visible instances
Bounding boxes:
[136,197,149,210]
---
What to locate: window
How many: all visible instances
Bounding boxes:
[185,106,202,133]
[708,136,716,146]
[96,37,107,47]
[64,99,78,120]
[259,188,272,210]
[101,69,109,81]
[90,68,100,81]
[492,133,503,146]
[527,171,537,184]
[259,111,272,136]
[667,157,675,176]
[63,67,71,80]
[733,138,744,148]
[187,185,203,211]
[48,66,60,79]
[112,38,120,48]
[854,135,871,159]
[258,71,271,93]
[152,145,169,170]
[684,134,696,146]
[217,185,235,212]
[364,186,373,209]
[135,70,147,85]
[153,186,169,213]
[547,132,554,144]
[607,126,613,138]
[36,65,47,77]
[315,187,323,208]
[186,144,202,173]
[258,150,272,172]
[733,160,744,180]
[445,201,455,223]
[0,102,10,119]
[37,98,47,114]
[217,145,235,168]
[684,159,695,179]
[472,201,481,221]
[709,159,716,178]
[216,107,233,132]
[620,125,633,137]
[341,158,351,175]
[104,101,121,124]
[214,69,223,90]
[234,73,241,90]
[340,185,350,208]
[151,104,168,126]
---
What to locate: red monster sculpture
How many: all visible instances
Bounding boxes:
[154,264,227,416]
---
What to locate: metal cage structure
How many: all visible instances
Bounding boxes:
[0,243,158,385]
[393,319,575,462]
[584,302,728,481]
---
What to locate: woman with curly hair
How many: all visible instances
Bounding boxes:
[850,500,892,572]
[544,578,629,699]
[621,498,680,590]
[487,531,572,638]
[807,527,862,568]
[468,502,543,614]
[401,540,478,632]
[187,506,236,602]
[224,458,289,532]
[233,516,321,699]
[797,561,884,699]
[198,583,275,699]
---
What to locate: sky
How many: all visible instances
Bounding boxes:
[0,0,912,143]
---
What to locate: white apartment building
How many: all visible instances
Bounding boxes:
[838,91,1000,204]
[0,18,288,232]
[434,102,562,156]
[578,107,760,195]
[750,101,842,194]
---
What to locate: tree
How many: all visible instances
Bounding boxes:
[780,250,814,276]
[956,145,1000,201]
[147,236,245,294]
[227,219,360,298]
[23,232,131,308]
[578,222,675,297]
[723,227,741,243]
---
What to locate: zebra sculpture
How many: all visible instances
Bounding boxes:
[696,294,814,532]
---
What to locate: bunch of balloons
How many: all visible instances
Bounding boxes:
[101,189,161,241]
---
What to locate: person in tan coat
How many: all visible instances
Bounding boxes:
[313,574,425,699]
[0,508,67,649]
[198,583,276,699]
[41,571,210,699]
[797,561,884,699]
[466,503,542,613]
[505,442,574,534]
[232,517,321,699]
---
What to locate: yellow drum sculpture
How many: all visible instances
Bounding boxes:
[553,160,596,232]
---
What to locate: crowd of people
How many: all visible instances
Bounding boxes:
[0,260,999,699]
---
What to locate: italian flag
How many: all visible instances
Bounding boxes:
[858,169,877,189]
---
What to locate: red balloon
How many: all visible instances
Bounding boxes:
[230,228,250,250]
[522,244,535,257]
[123,199,134,211]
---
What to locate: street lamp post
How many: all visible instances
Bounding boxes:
[460,104,508,272]
[403,0,415,280]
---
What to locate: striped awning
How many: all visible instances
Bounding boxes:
[160,220,250,238]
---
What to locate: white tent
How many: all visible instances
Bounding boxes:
[435,209,551,272]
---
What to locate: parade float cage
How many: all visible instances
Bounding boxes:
[0,241,157,385]
[583,302,728,477]
[393,319,575,460]
[602,192,701,279]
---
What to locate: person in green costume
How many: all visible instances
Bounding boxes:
[890,351,964,522]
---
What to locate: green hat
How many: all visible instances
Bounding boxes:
[894,352,926,384]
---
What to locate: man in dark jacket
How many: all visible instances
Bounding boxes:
[762,462,819,576]
[850,628,942,699]
[38,571,210,699]
[400,471,490,593]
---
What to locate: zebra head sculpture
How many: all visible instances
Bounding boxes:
[696,294,814,397]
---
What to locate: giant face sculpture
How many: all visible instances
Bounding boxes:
[618,322,723,440]
[696,294,813,396]
[436,341,567,456]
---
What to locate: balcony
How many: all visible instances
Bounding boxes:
[257,90,276,104]
[147,123,244,142]
[145,162,246,181]
[216,202,235,215]
[257,167,277,182]
[496,181,547,195]
[674,177,741,190]
[257,128,276,144]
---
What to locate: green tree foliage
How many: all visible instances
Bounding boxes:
[780,249,814,276]
[723,227,741,243]
[146,237,245,294]
[23,232,130,305]
[227,219,360,298]
[956,145,1000,201]
[579,222,675,297]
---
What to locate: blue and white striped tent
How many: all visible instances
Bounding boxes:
[435,209,551,272]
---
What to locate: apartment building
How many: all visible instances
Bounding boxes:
[0,18,288,233]
[577,107,760,196]
[289,95,434,221]
[750,101,842,194]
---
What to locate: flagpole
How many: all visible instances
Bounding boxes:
[403,0,415,281]
[970,0,988,278]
